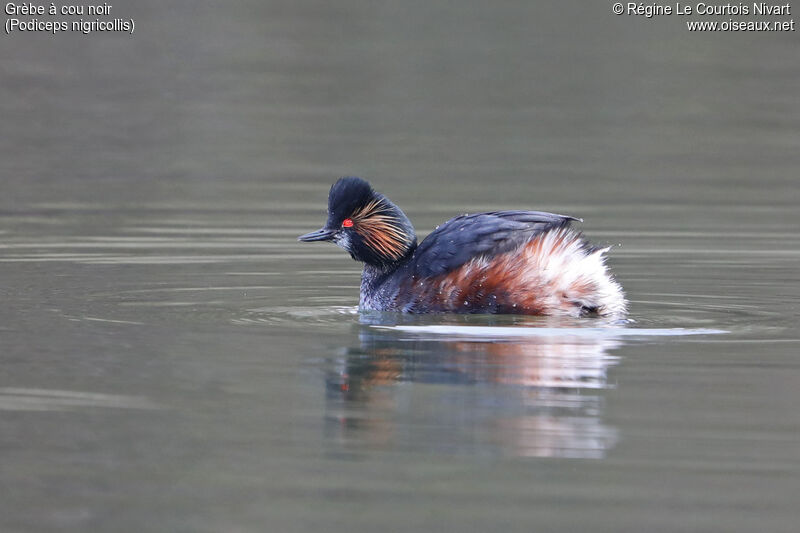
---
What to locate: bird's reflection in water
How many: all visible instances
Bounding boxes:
[322,313,622,459]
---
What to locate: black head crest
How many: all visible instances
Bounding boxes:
[327,177,375,225]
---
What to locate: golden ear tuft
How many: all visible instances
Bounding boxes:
[351,199,411,261]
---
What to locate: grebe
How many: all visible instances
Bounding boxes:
[299,177,626,317]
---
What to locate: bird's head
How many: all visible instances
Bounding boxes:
[298,177,417,268]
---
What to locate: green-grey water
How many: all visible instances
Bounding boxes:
[2,1,799,532]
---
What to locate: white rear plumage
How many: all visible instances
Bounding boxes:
[524,227,627,317]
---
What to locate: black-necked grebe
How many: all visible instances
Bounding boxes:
[299,177,626,317]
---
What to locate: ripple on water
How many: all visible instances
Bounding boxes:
[374,325,727,340]
[0,388,158,412]
[231,305,359,326]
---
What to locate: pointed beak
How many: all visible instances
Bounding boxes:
[298,228,336,242]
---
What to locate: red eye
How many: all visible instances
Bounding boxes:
[342,218,354,228]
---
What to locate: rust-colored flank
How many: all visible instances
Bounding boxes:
[402,228,615,316]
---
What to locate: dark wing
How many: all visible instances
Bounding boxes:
[409,210,579,279]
